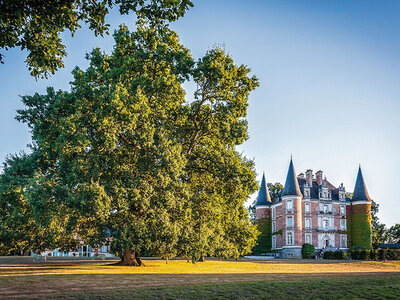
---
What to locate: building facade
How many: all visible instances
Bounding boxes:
[255,158,372,258]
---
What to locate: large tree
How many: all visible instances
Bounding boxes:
[0,0,193,78]
[11,22,259,265]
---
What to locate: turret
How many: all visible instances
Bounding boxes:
[281,158,302,197]
[347,166,372,249]
[255,173,272,219]
[281,158,303,258]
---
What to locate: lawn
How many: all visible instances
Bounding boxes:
[0,257,399,299]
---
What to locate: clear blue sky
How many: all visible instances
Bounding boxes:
[0,0,399,226]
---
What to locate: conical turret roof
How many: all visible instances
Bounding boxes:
[352,166,371,202]
[281,158,302,197]
[255,173,272,206]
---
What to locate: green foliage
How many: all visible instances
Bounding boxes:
[350,249,400,260]
[267,183,283,202]
[252,217,271,255]
[6,22,259,264]
[301,243,315,259]
[387,224,400,244]
[322,250,346,260]
[349,211,372,250]
[0,0,194,78]
[248,182,283,220]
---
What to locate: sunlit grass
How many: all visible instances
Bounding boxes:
[0,258,399,298]
[1,259,399,277]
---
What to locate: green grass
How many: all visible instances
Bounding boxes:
[51,275,400,299]
[0,258,399,299]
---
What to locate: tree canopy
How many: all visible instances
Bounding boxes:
[0,0,194,78]
[0,22,259,265]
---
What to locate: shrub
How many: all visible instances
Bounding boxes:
[350,249,400,260]
[358,250,369,260]
[301,243,315,259]
[323,250,346,260]
[333,250,346,260]
[369,250,378,261]
[378,249,387,260]
[322,251,333,260]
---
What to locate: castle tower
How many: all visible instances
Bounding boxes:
[255,173,272,219]
[281,158,303,258]
[254,173,273,252]
[347,166,372,249]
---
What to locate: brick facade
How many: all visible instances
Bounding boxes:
[255,162,372,257]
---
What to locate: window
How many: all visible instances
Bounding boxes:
[305,218,311,229]
[305,203,310,213]
[340,235,347,248]
[272,221,276,232]
[272,207,276,218]
[305,233,312,244]
[272,236,276,248]
[323,205,328,213]
[340,206,345,215]
[101,245,108,253]
[323,219,329,228]
[286,216,294,227]
[286,231,294,245]
[286,200,293,211]
[341,219,346,230]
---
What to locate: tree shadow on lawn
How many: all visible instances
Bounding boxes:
[0,272,400,299]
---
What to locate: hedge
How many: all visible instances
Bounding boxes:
[322,250,346,260]
[350,249,400,260]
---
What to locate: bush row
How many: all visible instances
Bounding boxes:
[322,251,346,260]
[350,249,400,260]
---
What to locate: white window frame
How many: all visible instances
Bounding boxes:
[286,216,294,227]
[340,235,347,248]
[272,207,276,218]
[305,217,311,229]
[323,219,329,228]
[341,219,347,230]
[286,200,293,211]
[286,230,294,245]
[305,233,312,244]
[340,205,345,215]
[323,205,328,213]
[272,235,276,248]
[272,220,276,232]
[305,203,310,213]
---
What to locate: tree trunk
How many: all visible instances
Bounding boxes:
[199,256,205,262]
[119,249,144,266]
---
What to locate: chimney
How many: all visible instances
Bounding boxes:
[316,170,323,185]
[306,169,313,186]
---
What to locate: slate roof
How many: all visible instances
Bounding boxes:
[255,173,272,206]
[281,158,302,197]
[352,166,371,202]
